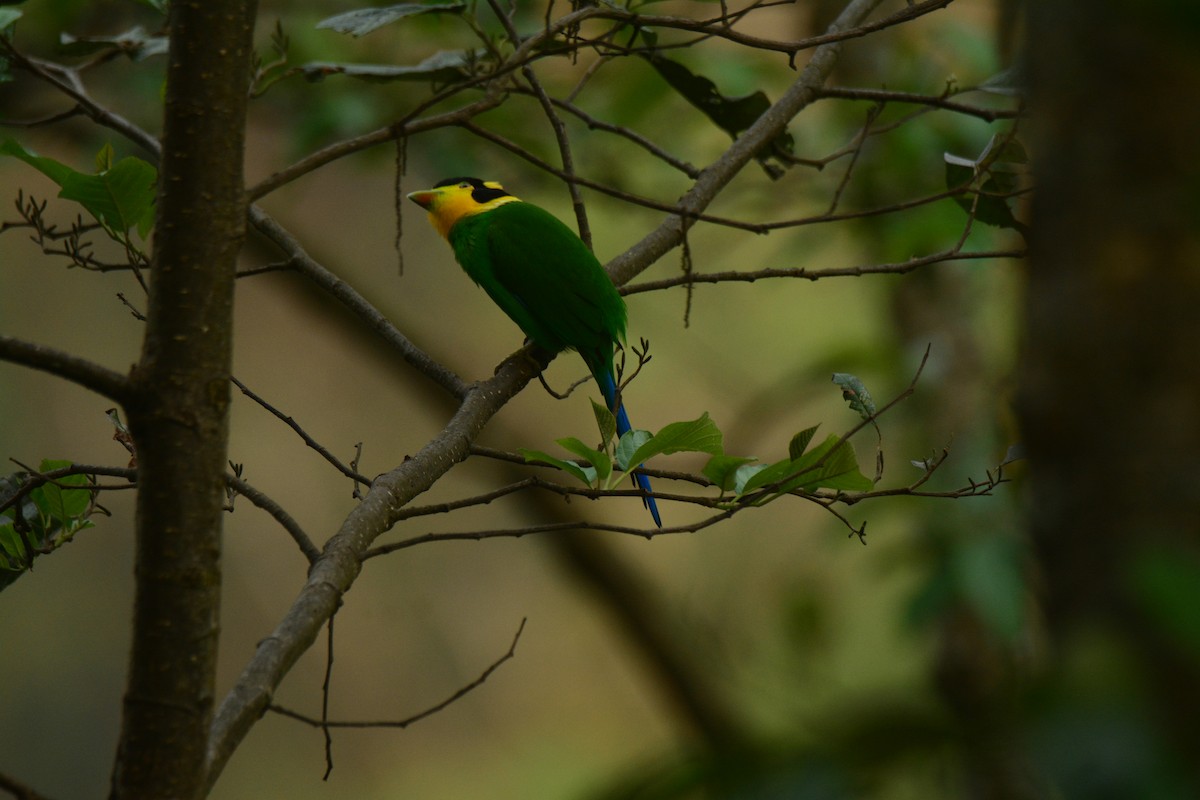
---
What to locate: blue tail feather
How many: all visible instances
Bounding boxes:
[599,371,662,527]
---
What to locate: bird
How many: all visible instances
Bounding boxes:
[408,177,661,527]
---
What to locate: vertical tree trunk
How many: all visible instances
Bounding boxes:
[1022,0,1200,791]
[111,2,258,798]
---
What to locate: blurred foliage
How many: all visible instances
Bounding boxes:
[0,1,1033,797]
[8,2,1192,800]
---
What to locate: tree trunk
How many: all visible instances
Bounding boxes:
[1022,0,1200,792]
[110,2,258,798]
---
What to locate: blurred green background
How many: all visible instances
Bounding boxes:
[0,1,1034,797]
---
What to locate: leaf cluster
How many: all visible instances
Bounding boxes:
[1,138,156,243]
[521,401,873,510]
[0,460,97,590]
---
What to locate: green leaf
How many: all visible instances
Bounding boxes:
[738,456,794,496]
[640,51,793,177]
[1,138,157,235]
[317,3,466,37]
[1,137,76,186]
[95,142,115,172]
[519,448,597,486]
[298,50,480,84]
[37,459,91,521]
[614,428,652,471]
[944,133,1028,232]
[0,463,96,593]
[0,473,38,536]
[788,425,819,460]
[556,437,611,483]
[0,8,21,30]
[625,412,724,471]
[592,399,617,448]
[61,156,157,234]
[801,436,874,492]
[731,463,768,495]
[0,523,24,566]
[702,454,757,493]
[831,373,876,419]
[59,26,169,61]
[740,435,873,497]
[0,523,30,592]
[642,52,767,136]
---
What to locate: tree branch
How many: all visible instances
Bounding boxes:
[267,617,525,730]
[226,473,320,564]
[231,375,373,487]
[111,1,258,796]
[203,351,543,791]
[606,0,889,287]
[0,41,162,159]
[246,206,468,398]
[813,85,1021,122]
[0,335,131,404]
[622,248,1026,294]
[590,0,954,61]
[0,770,55,800]
[203,5,888,785]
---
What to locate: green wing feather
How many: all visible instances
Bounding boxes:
[449,202,626,376]
[446,199,661,527]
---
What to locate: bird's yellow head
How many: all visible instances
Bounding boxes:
[407,177,520,239]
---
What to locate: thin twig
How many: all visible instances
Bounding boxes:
[230,375,373,487]
[622,247,1026,295]
[225,472,321,563]
[536,93,701,178]
[268,618,527,731]
[321,615,336,779]
[813,85,1020,122]
[486,0,592,246]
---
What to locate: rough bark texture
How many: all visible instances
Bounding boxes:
[110,2,258,798]
[1022,0,1200,791]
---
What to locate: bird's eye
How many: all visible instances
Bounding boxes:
[458,181,470,188]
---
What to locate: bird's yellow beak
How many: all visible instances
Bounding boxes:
[407,189,440,209]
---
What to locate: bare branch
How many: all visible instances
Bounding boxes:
[536,94,701,178]
[225,473,320,564]
[0,770,56,800]
[246,206,468,399]
[266,617,526,731]
[1,41,162,159]
[203,351,543,791]
[813,85,1021,122]
[231,376,373,487]
[486,0,592,246]
[247,94,504,201]
[606,0,891,287]
[588,0,956,62]
[367,509,740,556]
[622,247,1026,295]
[0,335,131,404]
[0,105,86,128]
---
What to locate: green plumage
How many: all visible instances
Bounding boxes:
[447,201,626,381]
[411,179,661,526]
